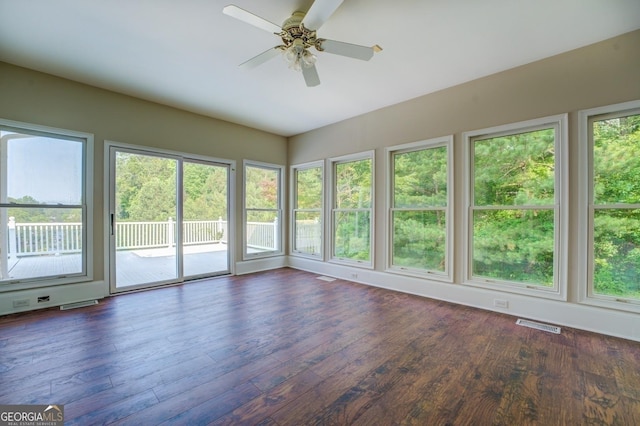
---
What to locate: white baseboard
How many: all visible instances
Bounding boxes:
[288,256,640,342]
[235,256,288,276]
[0,280,107,315]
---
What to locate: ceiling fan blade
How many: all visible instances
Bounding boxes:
[223,5,282,34]
[318,39,380,61]
[239,47,282,70]
[302,64,321,87]
[301,0,344,30]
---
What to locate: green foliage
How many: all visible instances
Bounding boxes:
[593,115,640,299]
[470,129,556,286]
[394,147,447,208]
[245,165,280,222]
[294,167,322,255]
[591,114,640,300]
[334,211,370,260]
[335,159,371,209]
[392,210,445,271]
[115,153,228,222]
[473,210,554,286]
[7,196,81,222]
[474,129,555,206]
[184,162,228,220]
[334,159,372,261]
[391,146,448,271]
[594,115,640,204]
[115,153,176,221]
[295,167,322,209]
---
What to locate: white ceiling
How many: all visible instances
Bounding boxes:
[1,0,639,137]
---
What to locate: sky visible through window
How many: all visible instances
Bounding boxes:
[3,132,82,204]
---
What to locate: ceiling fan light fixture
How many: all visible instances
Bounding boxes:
[302,49,317,67]
[283,39,316,71]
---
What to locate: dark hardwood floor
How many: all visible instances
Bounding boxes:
[1,268,639,425]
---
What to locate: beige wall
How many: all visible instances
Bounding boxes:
[0,62,288,282]
[289,30,640,307]
[290,30,640,162]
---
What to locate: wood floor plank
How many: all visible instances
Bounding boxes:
[1,267,638,425]
[269,309,438,424]
[212,369,325,425]
[152,353,282,403]
[157,381,262,426]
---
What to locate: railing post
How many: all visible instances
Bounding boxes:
[8,216,17,259]
[273,217,278,250]
[167,217,174,248]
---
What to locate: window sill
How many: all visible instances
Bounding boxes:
[580,294,640,314]
[463,278,566,301]
[386,266,452,283]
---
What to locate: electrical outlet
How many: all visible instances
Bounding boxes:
[13,299,30,308]
[494,299,509,309]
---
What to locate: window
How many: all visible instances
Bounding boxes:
[464,115,567,298]
[243,161,284,258]
[387,137,453,280]
[580,100,640,310]
[291,162,323,258]
[0,119,93,288]
[330,152,374,267]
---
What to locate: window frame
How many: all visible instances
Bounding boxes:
[329,150,375,269]
[578,100,640,313]
[290,160,324,260]
[242,160,285,260]
[0,118,94,291]
[385,136,454,281]
[463,114,568,300]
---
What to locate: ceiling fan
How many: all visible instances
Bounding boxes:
[223,0,382,87]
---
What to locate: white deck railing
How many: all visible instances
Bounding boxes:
[11,221,83,256]
[294,221,322,254]
[6,217,235,257]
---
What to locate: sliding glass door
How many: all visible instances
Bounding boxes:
[183,160,229,277]
[109,146,230,292]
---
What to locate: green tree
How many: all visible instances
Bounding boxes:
[592,114,640,299]
[392,146,447,271]
[8,196,81,223]
[245,165,279,222]
[115,152,177,221]
[296,167,322,209]
[184,163,228,220]
[471,128,556,285]
[115,153,229,223]
[334,158,372,260]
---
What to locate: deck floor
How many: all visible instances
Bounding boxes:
[6,244,230,287]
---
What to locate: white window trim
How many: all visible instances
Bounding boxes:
[243,159,285,260]
[463,114,568,301]
[578,100,640,313]
[328,150,375,269]
[0,118,94,291]
[384,136,454,282]
[290,160,324,261]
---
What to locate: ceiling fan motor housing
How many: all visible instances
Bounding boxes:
[280,11,322,51]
